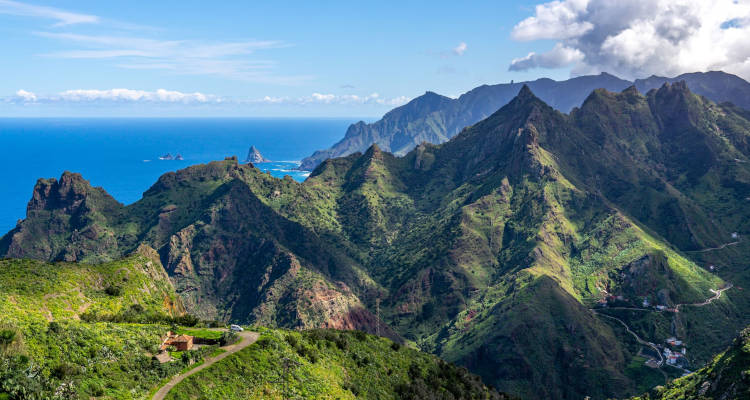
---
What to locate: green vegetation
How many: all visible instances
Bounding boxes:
[0,256,192,399]
[3,83,750,398]
[165,328,508,400]
[633,325,750,400]
[174,327,222,340]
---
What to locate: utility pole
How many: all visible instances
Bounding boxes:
[270,357,299,400]
[375,297,381,337]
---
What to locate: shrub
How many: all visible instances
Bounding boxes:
[104,286,121,296]
[51,362,78,379]
[47,321,61,334]
[285,335,299,348]
[219,331,239,346]
[0,330,17,353]
[353,330,368,341]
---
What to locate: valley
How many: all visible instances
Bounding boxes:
[3,82,750,398]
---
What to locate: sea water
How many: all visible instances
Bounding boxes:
[0,118,357,234]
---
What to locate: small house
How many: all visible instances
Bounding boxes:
[666,337,683,346]
[160,332,194,351]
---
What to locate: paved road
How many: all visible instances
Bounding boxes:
[152,330,259,400]
[593,310,664,366]
[676,284,733,310]
[592,283,732,374]
[686,241,740,253]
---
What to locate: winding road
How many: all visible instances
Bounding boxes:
[592,310,664,366]
[593,283,733,376]
[676,284,733,310]
[685,241,740,253]
[152,330,259,400]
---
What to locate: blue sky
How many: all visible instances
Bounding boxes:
[0,0,567,117]
[2,0,749,117]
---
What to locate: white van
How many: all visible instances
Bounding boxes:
[230,324,244,332]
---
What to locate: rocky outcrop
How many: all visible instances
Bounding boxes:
[245,145,270,163]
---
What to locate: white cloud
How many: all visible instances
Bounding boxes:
[509,43,584,71]
[9,88,219,104]
[509,0,750,80]
[253,92,410,107]
[453,42,468,56]
[6,89,410,108]
[15,89,36,102]
[512,0,592,41]
[34,31,304,84]
[0,0,98,26]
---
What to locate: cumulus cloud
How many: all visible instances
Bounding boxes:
[6,89,410,108]
[15,89,37,102]
[0,0,98,26]
[453,42,468,56]
[9,88,218,104]
[509,0,750,80]
[509,43,584,71]
[256,92,411,107]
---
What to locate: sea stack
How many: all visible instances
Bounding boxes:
[245,145,271,163]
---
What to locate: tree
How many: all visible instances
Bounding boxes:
[0,330,16,354]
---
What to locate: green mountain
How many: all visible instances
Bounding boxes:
[633,325,750,400]
[0,254,504,400]
[3,83,750,398]
[164,327,509,400]
[0,252,191,399]
[299,71,750,171]
[635,71,750,110]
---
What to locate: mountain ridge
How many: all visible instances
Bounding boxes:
[4,83,750,399]
[300,71,750,171]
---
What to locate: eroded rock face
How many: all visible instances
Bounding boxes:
[245,145,270,163]
[3,172,123,261]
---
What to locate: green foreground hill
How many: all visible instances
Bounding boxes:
[164,327,508,400]
[3,83,750,398]
[0,253,187,399]
[0,255,505,400]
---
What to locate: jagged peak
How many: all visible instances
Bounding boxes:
[27,171,119,213]
[363,143,383,158]
[658,80,690,92]
[516,84,537,101]
[621,85,640,96]
[648,80,696,105]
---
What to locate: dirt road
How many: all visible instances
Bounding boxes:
[152,330,259,400]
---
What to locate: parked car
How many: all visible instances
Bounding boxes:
[230,324,244,332]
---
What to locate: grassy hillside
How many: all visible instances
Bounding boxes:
[0,253,192,399]
[633,325,750,400]
[164,327,509,400]
[0,254,507,400]
[4,83,750,398]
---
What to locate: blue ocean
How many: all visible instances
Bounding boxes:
[0,118,357,234]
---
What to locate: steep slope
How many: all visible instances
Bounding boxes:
[0,255,506,400]
[4,84,750,399]
[300,71,750,171]
[0,253,190,399]
[1,158,391,339]
[0,249,184,326]
[635,71,750,110]
[633,325,750,400]
[299,72,631,170]
[165,328,511,400]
